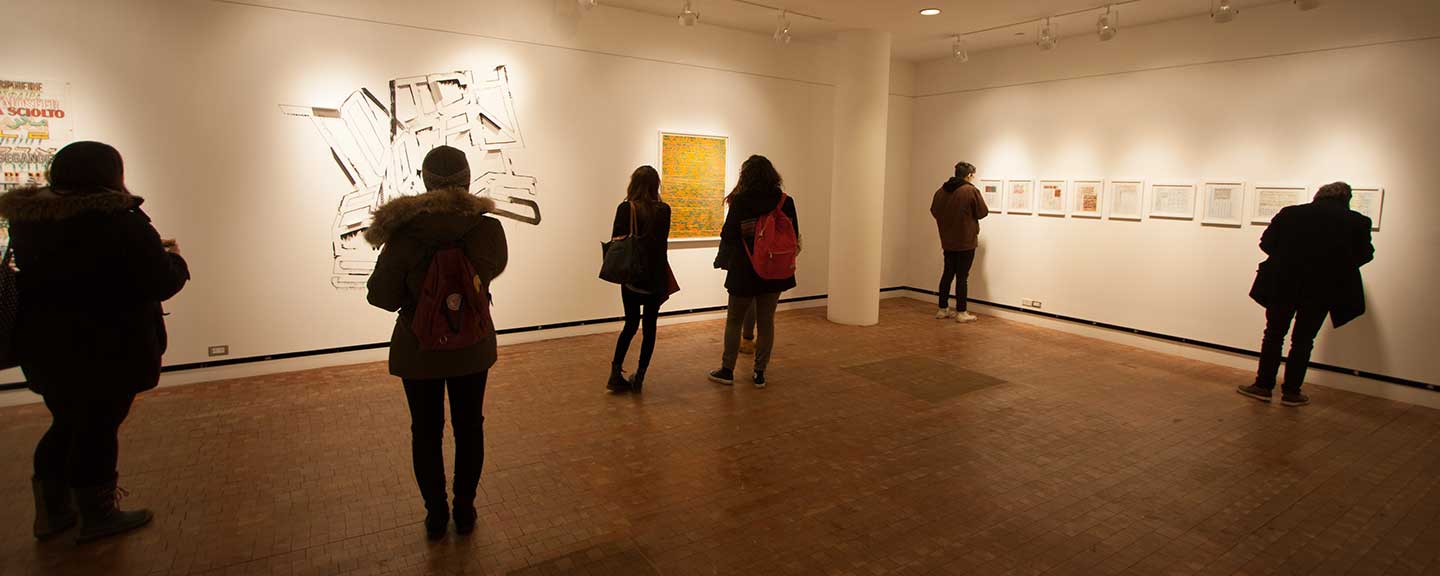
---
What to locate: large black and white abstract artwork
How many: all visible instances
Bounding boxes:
[282,66,539,288]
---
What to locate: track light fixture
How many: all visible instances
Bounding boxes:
[577,0,597,11]
[1294,0,1321,10]
[678,0,700,27]
[1036,17,1057,51]
[952,35,969,63]
[773,9,792,45]
[1211,0,1238,23]
[1097,5,1119,41]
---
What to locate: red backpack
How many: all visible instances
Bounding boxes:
[748,193,799,280]
[412,246,493,351]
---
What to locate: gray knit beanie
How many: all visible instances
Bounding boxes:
[422,145,471,191]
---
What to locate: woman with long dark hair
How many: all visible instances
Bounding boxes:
[607,166,672,393]
[0,141,190,542]
[707,155,798,389]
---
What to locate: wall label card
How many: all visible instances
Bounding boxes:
[1071,179,1104,218]
[1107,179,1144,221]
[978,179,1004,214]
[1006,179,1034,214]
[1200,180,1245,227]
[659,132,728,241]
[1037,180,1067,216]
[1148,182,1197,220]
[1350,186,1384,231]
[1251,184,1308,225]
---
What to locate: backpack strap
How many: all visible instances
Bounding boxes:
[773,192,788,213]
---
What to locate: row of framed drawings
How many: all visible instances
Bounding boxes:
[977,179,1385,230]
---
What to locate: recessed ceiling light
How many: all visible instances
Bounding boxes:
[920,8,941,16]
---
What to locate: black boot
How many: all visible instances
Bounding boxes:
[74,484,152,543]
[627,370,646,393]
[606,365,629,394]
[32,476,77,540]
[453,500,477,535]
[424,502,449,540]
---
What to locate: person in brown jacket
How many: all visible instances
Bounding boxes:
[365,146,508,539]
[930,162,989,323]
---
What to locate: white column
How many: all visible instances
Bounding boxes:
[826,30,891,326]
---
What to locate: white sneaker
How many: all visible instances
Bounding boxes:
[955,311,978,323]
[935,308,956,319]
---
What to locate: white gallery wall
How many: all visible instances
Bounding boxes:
[1,0,847,383]
[903,0,1440,386]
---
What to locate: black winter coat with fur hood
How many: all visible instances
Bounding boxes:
[0,186,190,395]
[365,187,508,380]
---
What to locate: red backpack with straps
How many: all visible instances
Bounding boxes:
[412,246,493,351]
[747,193,799,280]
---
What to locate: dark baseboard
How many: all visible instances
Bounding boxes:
[4,287,1430,394]
[896,286,1436,394]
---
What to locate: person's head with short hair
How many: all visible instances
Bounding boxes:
[954,162,977,183]
[627,165,661,204]
[49,141,125,196]
[421,146,471,191]
[1314,181,1352,205]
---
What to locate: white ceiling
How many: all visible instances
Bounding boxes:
[594,0,1292,61]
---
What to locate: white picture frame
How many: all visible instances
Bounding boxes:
[978,179,1004,214]
[1147,180,1197,220]
[1107,179,1145,221]
[1070,179,1104,219]
[1200,179,1246,227]
[1350,185,1384,231]
[1005,179,1034,215]
[1251,184,1308,225]
[1036,179,1068,217]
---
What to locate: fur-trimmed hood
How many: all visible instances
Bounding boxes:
[363,187,496,247]
[0,186,143,222]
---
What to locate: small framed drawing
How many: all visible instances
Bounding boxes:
[1107,179,1144,221]
[1251,184,1308,225]
[1200,180,1246,227]
[1148,181,1197,220]
[978,179,1005,214]
[1070,179,1104,219]
[1350,185,1384,230]
[1037,180,1067,216]
[1005,179,1034,215]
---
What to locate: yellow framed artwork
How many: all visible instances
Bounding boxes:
[659,132,727,241]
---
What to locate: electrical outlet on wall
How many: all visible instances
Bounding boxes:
[1021,299,1043,310]
[208,345,230,357]
[1030,300,1044,310]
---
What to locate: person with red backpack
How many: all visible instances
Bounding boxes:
[708,155,799,389]
[366,146,508,539]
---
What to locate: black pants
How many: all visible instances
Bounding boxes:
[1255,304,1328,394]
[402,372,488,511]
[938,250,976,311]
[34,389,136,489]
[613,287,662,374]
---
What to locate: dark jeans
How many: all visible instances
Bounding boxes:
[938,250,976,311]
[34,389,136,489]
[1255,304,1328,394]
[402,372,488,511]
[742,300,756,340]
[723,292,780,372]
[613,287,662,374]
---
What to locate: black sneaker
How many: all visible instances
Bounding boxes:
[606,368,629,394]
[708,368,735,386]
[424,507,449,540]
[1236,384,1273,403]
[1281,393,1311,407]
[453,504,477,535]
[752,371,766,389]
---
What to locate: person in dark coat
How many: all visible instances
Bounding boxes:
[606,165,671,394]
[707,155,798,389]
[929,161,989,323]
[1237,181,1374,407]
[365,146,508,539]
[0,141,190,542]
